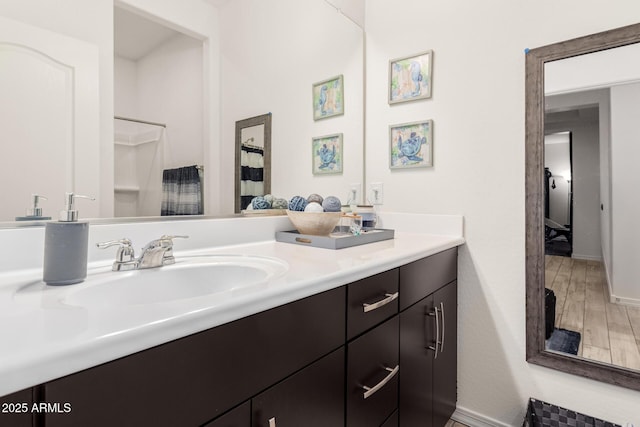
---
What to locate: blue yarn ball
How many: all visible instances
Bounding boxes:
[252,196,271,210]
[322,196,342,212]
[288,196,308,211]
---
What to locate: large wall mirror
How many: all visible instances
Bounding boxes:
[526,22,640,391]
[0,0,364,226]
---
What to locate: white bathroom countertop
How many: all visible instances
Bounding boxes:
[0,213,464,397]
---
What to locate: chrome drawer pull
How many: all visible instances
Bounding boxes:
[268,417,276,427]
[362,292,399,313]
[362,365,399,399]
[427,306,441,359]
[439,302,445,353]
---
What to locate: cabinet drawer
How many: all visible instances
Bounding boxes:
[0,388,34,427]
[204,401,250,427]
[347,315,399,427]
[381,409,398,427]
[347,268,399,340]
[252,347,345,427]
[43,287,346,427]
[399,247,457,311]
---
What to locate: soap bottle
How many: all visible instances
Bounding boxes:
[15,194,52,221]
[43,192,95,286]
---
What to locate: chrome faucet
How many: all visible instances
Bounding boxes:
[96,238,137,271]
[97,235,188,271]
[137,235,188,269]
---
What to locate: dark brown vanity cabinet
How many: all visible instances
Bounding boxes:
[347,316,399,427]
[251,347,345,427]
[399,248,458,427]
[42,287,346,427]
[0,388,34,427]
[0,247,458,427]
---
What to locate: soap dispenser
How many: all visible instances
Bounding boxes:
[43,192,95,285]
[15,194,52,221]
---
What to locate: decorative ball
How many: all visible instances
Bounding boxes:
[252,196,271,210]
[263,194,275,206]
[288,196,308,212]
[304,202,324,213]
[322,196,342,212]
[307,193,324,205]
[272,198,288,209]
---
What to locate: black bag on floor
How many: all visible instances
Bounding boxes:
[544,288,556,339]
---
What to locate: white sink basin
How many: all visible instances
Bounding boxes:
[62,255,289,308]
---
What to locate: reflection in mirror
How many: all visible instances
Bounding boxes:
[235,113,272,213]
[114,6,205,218]
[526,22,640,391]
[0,0,364,226]
[219,0,364,214]
[0,14,100,222]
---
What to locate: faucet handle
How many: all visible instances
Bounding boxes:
[160,235,189,242]
[96,238,136,265]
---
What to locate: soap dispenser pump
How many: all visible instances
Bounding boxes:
[15,194,52,221]
[43,192,95,285]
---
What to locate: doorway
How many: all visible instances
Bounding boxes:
[544,131,573,257]
[114,5,205,217]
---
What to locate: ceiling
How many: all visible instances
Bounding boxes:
[114,6,181,61]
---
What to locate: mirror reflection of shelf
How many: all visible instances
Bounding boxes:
[113,116,165,217]
[114,116,165,146]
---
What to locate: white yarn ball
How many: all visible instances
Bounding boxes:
[304,202,324,213]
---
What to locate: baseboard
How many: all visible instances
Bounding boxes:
[452,406,512,427]
[602,255,615,303]
[571,253,602,261]
[609,294,640,308]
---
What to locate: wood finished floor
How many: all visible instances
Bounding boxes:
[545,255,640,369]
[445,421,468,427]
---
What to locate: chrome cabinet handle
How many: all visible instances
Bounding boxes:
[427,306,441,359]
[362,365,399,399]
[362,292,399,313]
[268,417,276,427]
[439,302,445,353]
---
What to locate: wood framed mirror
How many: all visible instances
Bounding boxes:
[234,113,272,213]
[526,22,640,391]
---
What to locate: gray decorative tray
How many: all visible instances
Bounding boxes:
[275,228,394,249]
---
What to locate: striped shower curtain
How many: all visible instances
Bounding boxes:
[240,144,264,210]
[161,165,203,216]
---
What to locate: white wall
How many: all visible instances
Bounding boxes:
[610,83,640,304]
[136,33,203,170]
[365,1,640,425]
[114,56,137,118]
[218,0,364,213]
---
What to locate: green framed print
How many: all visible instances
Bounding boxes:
[312,75,344,120]
[389,120,433,169]
[389,50,433,104]
[312,133,343,174]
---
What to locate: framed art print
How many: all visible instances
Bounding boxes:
[389,120,433,169]
[312,75,344,120]
[312,133,343,174]
[389,50,433,104]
